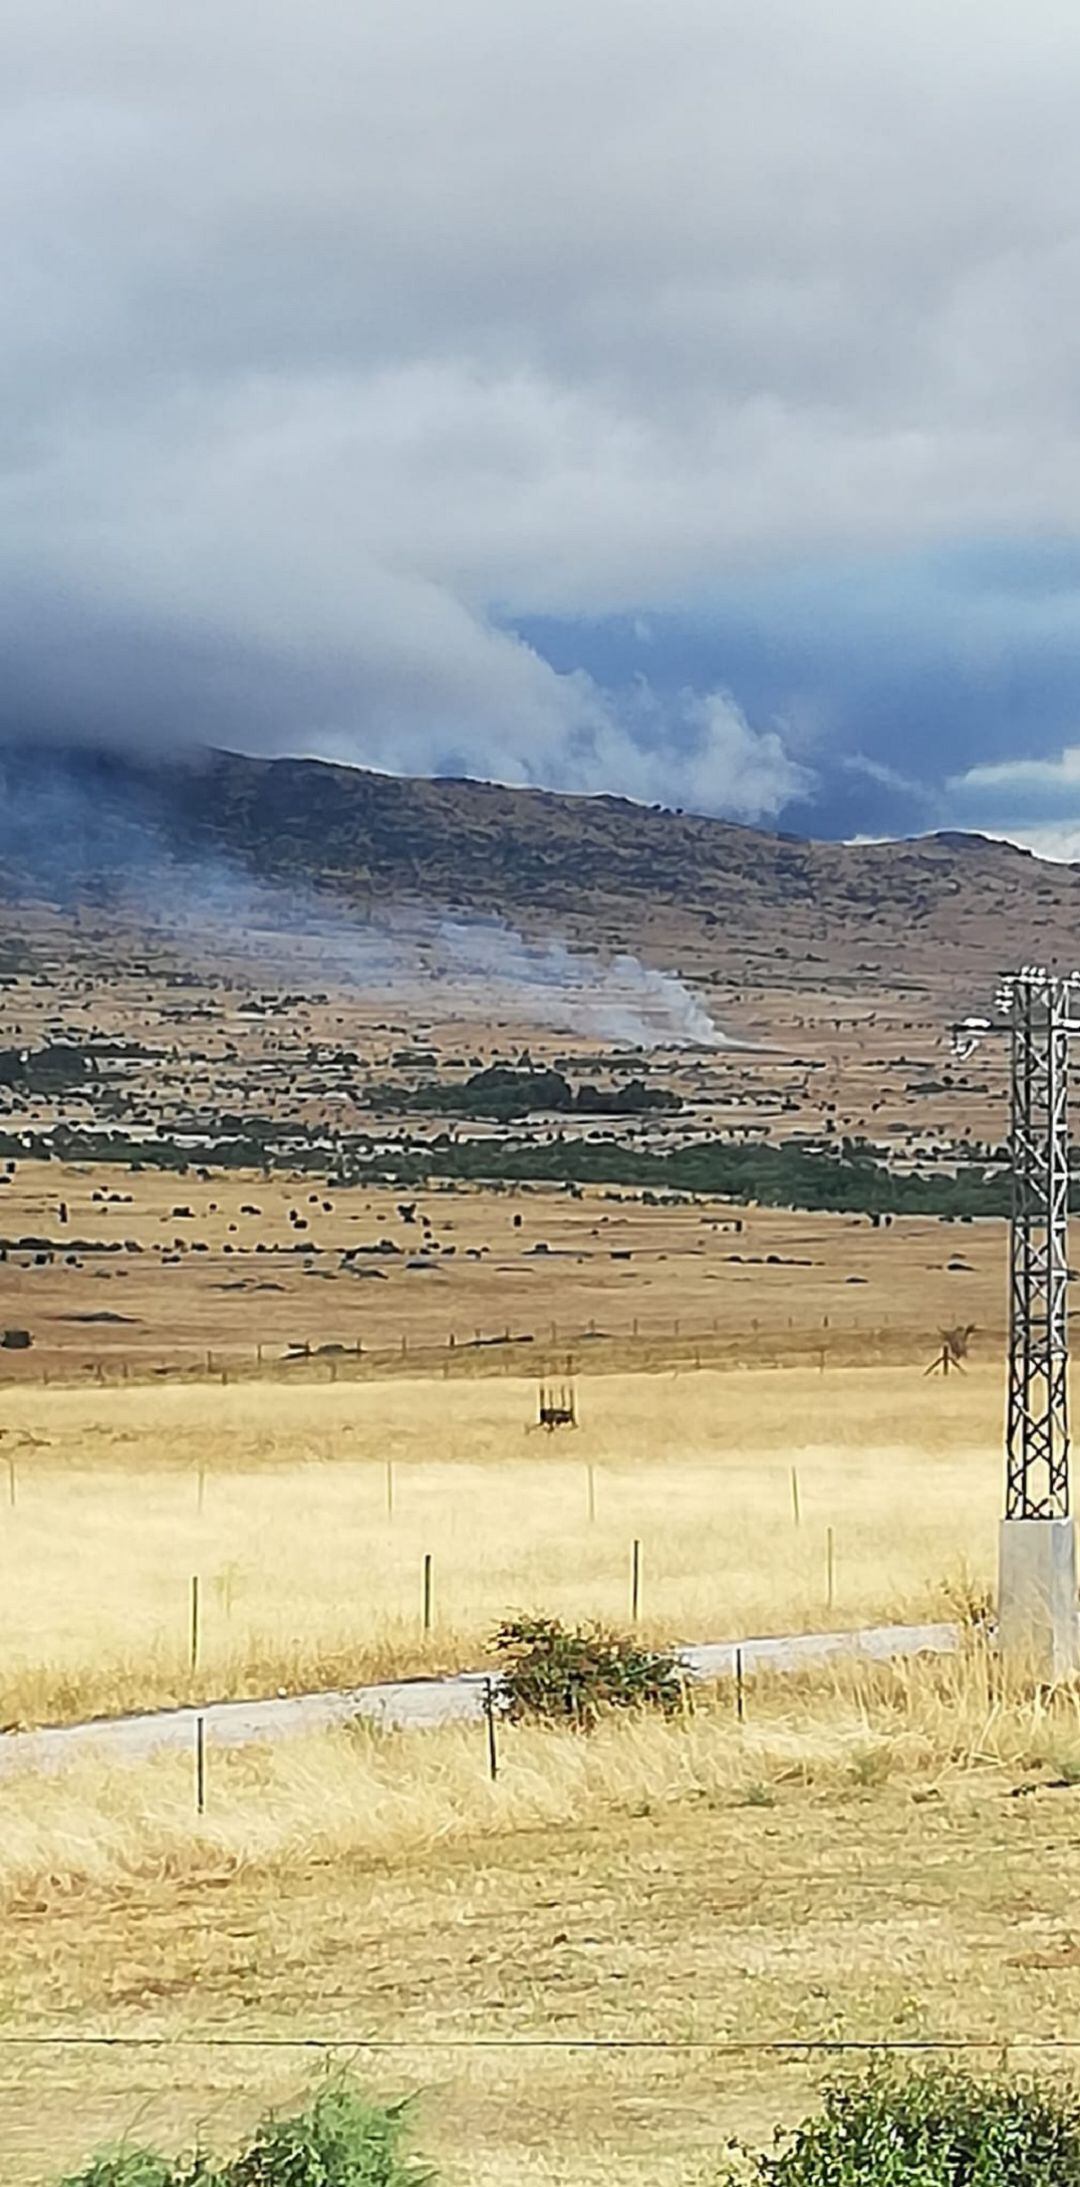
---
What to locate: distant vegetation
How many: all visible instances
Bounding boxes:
[0,1033,1018,1214]
[0,1039,151,1093]
[0,1118,1014,1216]
[370,1063,683,1121]
[0,1042,94,1092]
[405,1131,1011,1217]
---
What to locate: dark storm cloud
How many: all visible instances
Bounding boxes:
[6,1,1080,835]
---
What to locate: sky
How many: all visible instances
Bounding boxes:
[5,1,1080,853]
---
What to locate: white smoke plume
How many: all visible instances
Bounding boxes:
[430,915,724,1047]
[134,865,728,1049]
[0,744,731,1047]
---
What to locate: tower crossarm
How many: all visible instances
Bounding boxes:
[952,969,1080,1058]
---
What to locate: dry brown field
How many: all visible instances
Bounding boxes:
[0,888,1015,1393]
[0,891,1008,1143]
[4,1650,1080,2187]
[0,1363,998,1728]
[0,893,1044,2185]
[0,1164,1005,1382]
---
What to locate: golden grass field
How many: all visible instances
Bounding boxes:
[0,1363,1001,1728]
[0,1349,1045,2186]
[0,766,1061,2182]
[5,1647,1080,2185]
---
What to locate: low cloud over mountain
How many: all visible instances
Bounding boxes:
[6,3,1080,848]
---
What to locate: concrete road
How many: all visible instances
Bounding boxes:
[0,1620,957,1776]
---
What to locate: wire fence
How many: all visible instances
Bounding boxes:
[0,1315,1012,1391]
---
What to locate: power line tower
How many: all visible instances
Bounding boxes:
[1003,969,1076,1520]
[955,967,1080,1678]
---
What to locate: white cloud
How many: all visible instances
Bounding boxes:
[7,1,1080,804]
[984,823,1080,862]
[945,744,1080,859]
[526,688,814,820]
[671,693,814,821]
[843,754,926,796]
[948,746,1080,800]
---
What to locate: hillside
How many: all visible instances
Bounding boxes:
[0,738,1038,1379]
[0,739,1077,1003]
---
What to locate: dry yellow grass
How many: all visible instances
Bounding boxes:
[0,1355,1033,2186]
[4,1649,1080,2186]
[0,1363,1002,1726]
[0,1648,1069,1907]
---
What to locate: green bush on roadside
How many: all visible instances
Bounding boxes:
[59,2057,1080,2185]
[491,1613,686,1729]
[721,2066,1080,2185]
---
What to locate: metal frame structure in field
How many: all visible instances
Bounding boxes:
[1003,969,1080,1518]
[957,966,1080,1520]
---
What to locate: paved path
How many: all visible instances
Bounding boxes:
[0,1620,957,1776]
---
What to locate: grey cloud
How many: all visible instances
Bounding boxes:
[5,1,1080,806]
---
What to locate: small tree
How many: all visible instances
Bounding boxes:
[491,1614,685,1730]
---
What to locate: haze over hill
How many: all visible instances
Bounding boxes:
[0,741,1077,1015]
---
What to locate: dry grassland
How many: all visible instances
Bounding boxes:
[0,1346,1020,2186]
[0,805,1056,2184]
[0,1160,1004,1380]
[0,1365,1000,1727]
[3,1652,1080,2186]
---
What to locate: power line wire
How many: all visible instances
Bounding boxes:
[0,2034,1069,2053]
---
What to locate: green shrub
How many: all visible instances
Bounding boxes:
[228,2084,433,2187]
[722,2065,1080,2185]
[491,1614,685,1729]
[57,2157,217,2187]
[58,2082,431,2187]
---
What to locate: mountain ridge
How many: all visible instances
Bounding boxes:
[0,739,1074,1001]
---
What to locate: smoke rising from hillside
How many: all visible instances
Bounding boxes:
[432,915,724,1047]
[0,743,728,1047]
[146,868,727,1049]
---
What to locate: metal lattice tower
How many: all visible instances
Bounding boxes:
[955,966,1080,1678]
[1001,970,1079,1518]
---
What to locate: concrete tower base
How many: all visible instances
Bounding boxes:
[998,1517,1080,1684]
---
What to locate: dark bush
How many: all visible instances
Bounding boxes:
[721,2065,1080,2185]
[491,1614,685,1730]
[58,2082,432,2187]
